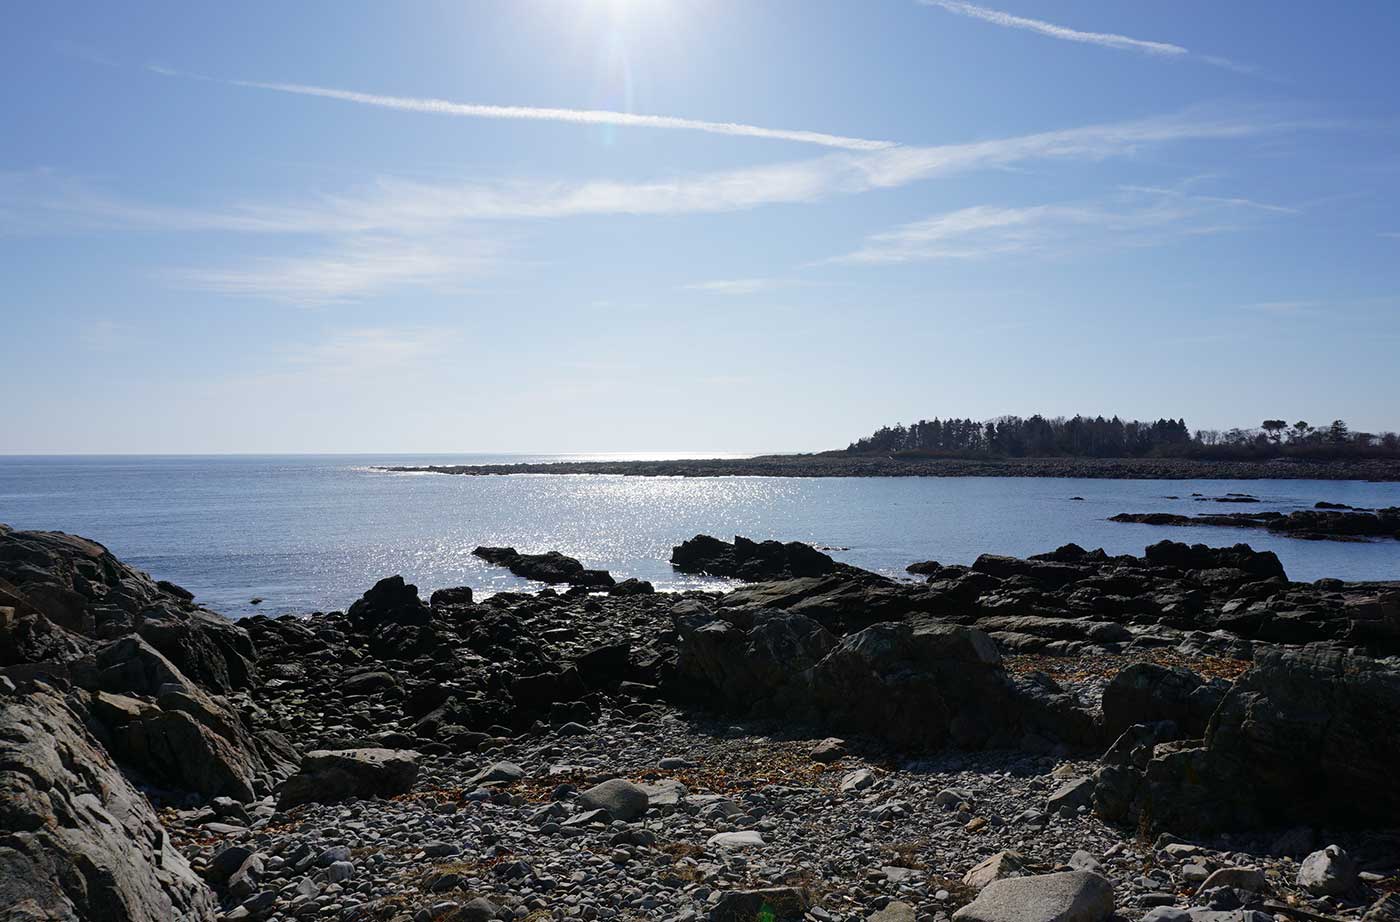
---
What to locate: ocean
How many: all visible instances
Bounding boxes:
[1,453,1397,618]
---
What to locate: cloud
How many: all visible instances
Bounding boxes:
[681,278,792,295]
[3,110,1293,235]
[834,184,1294,264]
[188,73,897,152]
[289,326,454,371]
[164,235,501,304]
[919,1,1259,74]
[920,0,1186,56]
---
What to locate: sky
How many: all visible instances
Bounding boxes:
[3,0,1399,454]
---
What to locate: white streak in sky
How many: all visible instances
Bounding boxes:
[224,78,897,152]
[920,0,1187,56]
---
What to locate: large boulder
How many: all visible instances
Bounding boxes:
[952,871,1115,922]
[278,748,420,809]
[0,527,257,692]
[346,575,432,626]
[672,609,837,709]
[1101,663,1226,739]
[1140,646,1400,832]
[0,683,217,921]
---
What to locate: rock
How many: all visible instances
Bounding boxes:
[0,684,217,920]
[871,902,917,922]
[429,585,474,607]
[709,887,811,922]
[671,535,843,581]
[707,830,765,848]
[472,547,614,588]
[953,872,1114,922]
[464,761,526,789]
[964,851,1031,889]
[840,769,876,793]
[1198,868,1267,894]
[277,748,419,808]
[577,778,650,821]
[458,896,501,922]
[1047,778,1095,816]
[1141,646,1400,831]
[1101,663,1223,739]
[810,737,847,762]
[1297,845,1357,896]
[0,528,257,692]
[610,578,655,596]
[346,576,432,626]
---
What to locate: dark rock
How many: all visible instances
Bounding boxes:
[429,585,474,607]
[1101,663,1224,739]
[0,684,217,920]
[277,748,419,808]
[670,534,845,581]
[709,887,812,922]
[346,576,432,626]
[472,546,614,588]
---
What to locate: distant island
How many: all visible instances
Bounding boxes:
[382,414,1400,480]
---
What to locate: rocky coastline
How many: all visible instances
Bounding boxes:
[3,525,1400,922]
[1109,506,1400,543]
[377,456,1400,481]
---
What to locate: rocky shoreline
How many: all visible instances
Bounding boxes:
[3,526,1400,922]
[1109,506,1400,543]
[378,456,1400,481]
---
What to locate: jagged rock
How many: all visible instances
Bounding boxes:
[670,534,842,581]
[277,748,419,808]
[472,547,614,588]
[1140,647,1400,831]
[1101,663,1225,739]
[0,528,257,691]
[673,609,837,709]
[0,683,217,920]
[346,576,432,626]
[952,871,1115,922]
[1142,540,1286,581]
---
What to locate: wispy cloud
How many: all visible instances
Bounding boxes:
[681,278,793,295]
[176,72,896,152]
[290,326,454,371]
[3,111,1293,234]
[919,0,1258,74]
[164,235,501,304]
[834,184,1294,264]
[920,0,1186,56]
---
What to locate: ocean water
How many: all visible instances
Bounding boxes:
[1,454,1397,619]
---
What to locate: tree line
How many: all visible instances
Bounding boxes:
[843,415,1400,460]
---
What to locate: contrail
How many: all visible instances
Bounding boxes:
[223,77,898,152]
[920,0,1188,56]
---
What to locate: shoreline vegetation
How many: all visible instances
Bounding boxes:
[382,415,1400,480]
[380,453,1400,480]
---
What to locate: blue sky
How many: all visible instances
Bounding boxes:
[3,0,1398,453]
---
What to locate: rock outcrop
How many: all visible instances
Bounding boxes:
[0,527,258,692]
[0,682,217,921]
[472,546,615,588]
[277,748,420,809]
[670,535,854,581]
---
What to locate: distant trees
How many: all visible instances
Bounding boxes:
[843,414,1400,461]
